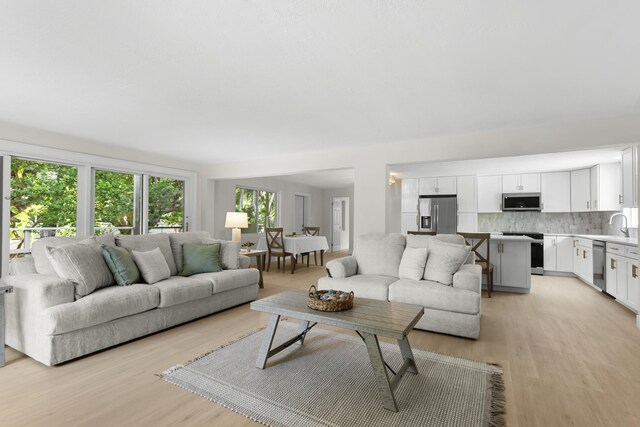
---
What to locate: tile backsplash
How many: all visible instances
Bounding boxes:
[477,211,625,235]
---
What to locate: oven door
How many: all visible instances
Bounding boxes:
[531,239,544,275]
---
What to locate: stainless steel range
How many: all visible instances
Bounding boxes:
[501,232,544,275]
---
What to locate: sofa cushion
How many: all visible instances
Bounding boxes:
[116,234,178,276]
[405,234,431,250]
[45,238,115,299]
[101,245,141,286]
[355,234,405,277]
[132,248,171,284]
[31,235,116,276]
[317,275,396,301]
[423,240,471,285]
[193,268,260,294]
[168,232,211,272]
[398,247,428,281]
[202,238,241,270]
[152,276,213,308]
[388,278,480,315]
[40,284,160,335]
[181,243,222,276]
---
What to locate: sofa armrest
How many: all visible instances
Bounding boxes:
[2,274,75,311]
[452,264,482,293]
[326,256,358,278]
[238,255,251,269]
[9,255,37,275]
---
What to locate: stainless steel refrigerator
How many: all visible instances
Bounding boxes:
[418,195,457,234]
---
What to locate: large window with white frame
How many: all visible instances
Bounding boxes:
[94,169,140,235]
[148,175,185,234]
[235,187,278,234]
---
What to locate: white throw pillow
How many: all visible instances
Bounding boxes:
[45,238,115,299]
[202,238,241,270]
[132,247,171,284]
[423,240,471,286]
[398,247,428,281]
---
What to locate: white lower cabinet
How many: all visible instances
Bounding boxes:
[490,240,531,289]
[606,243,639,312]
[544,235,576,273]
[572,238,593,285]
[544,236,557,271]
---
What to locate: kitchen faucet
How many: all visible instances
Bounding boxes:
[609,213,629,237]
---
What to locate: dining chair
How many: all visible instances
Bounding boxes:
[265,227,296,274]
[300,226,321,267]
[458,232,493,298]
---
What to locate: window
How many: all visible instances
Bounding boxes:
[94,169,139,235]
[148,176,185,233]
[235,187,278,233]
[10,159,77,256]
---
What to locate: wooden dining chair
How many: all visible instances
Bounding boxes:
[265,227,296,274]
[458,232,494,298]
[299,226,321,267]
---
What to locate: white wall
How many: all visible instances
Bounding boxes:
[211,177,325,242]
[323,186,354,253]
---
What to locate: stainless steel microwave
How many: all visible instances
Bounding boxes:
[502,193,542,211]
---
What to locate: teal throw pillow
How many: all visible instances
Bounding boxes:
[101,244,141,286]
[181,243,222,277]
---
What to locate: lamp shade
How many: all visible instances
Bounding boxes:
[225,212,248,228]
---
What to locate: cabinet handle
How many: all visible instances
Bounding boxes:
[611,258,615,270]
[576,248,580,256]
[633,264,638,279]
[587,201,590,209]
[595,200,598,209]
[619,194,623,204]
[573,240,576,248]
[583,250,586,259]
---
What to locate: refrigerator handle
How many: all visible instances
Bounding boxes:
[435,204,439,234]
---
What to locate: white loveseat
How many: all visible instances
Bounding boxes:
[3,232,259,366]
[318,234,482,339]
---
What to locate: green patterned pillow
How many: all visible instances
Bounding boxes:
[181,243,222,277]
[101,244,141,286]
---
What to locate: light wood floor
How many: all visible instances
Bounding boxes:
[2,252,640,426]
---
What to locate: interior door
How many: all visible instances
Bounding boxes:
[294,195,305,233]
[332,201,342,250]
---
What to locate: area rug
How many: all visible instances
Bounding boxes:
[160,322,505,427]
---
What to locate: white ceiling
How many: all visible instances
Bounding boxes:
[275,169,355,190]
[1,2,639,165]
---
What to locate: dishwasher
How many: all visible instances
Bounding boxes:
[592,240,606,291]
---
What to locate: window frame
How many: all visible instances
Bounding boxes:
[235,185,280,234]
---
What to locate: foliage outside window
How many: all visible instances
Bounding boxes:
[235,187,278,233]
[10,159,77,255]
[148,176,185,233]
[94,170,137,235]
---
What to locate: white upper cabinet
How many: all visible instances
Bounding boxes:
[590,163,622,211]
[401,178,419,213]
[541,171,570,212]
[477,175,502,213]
[570,168,591,212]
[502,173,540,193]
[456,176,477,213]
[418,177,456,195]
[621,146,637,208]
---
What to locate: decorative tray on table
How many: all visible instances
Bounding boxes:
[307,285,354,312]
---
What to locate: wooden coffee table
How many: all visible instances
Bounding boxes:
[250,290,424,412]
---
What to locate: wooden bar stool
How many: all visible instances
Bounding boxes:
[458,232,494,298]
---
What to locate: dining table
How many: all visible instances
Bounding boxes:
[256,235,330,266]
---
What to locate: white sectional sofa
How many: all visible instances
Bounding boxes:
[318,234,482,339]
[3,232,259,366]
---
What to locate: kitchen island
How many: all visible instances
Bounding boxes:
[488,235,532,293]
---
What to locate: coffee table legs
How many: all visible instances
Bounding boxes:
[256,314,280,369]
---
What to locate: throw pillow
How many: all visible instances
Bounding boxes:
[132,247,171,284]
[202,238,240,270]
[116,234,178,276]
[181,243,222,276]
[45,238,115,299]
[101,245,141,286]
[423,240,471,286]
[398,247,428,281]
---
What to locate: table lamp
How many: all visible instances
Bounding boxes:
[225,212,248,242]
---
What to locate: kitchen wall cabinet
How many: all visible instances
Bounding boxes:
[541,172,571,212]
[457,213,477,232]
[477,176,502,213]
[456,176,477,213]
[401,178,419,213]
[621,146,637,208]
[489,240,531,290]
[606,243,639,312]
[502,173,540,193]
[418,177,456,195]
[400,212,418,235]
[590,163,622,211]
[570,169,591,212]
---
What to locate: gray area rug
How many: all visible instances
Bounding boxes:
[161,322,505,427]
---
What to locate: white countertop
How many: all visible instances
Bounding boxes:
[489,234,534,241]
[487,232,638,246]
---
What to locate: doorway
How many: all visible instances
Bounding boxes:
[293,193,310,234]
[331,197,349,252]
